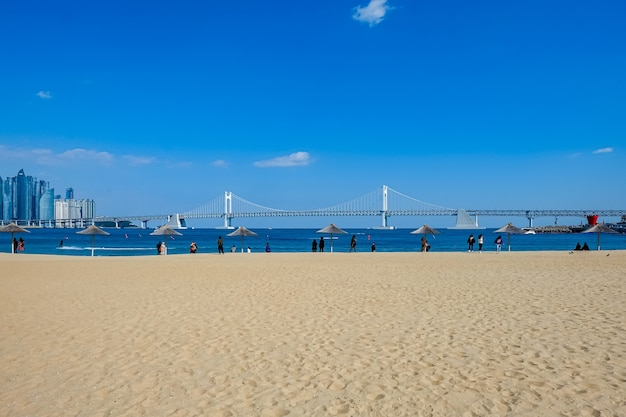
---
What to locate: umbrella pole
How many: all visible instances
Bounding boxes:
[508,233,511,252]
[92,235,95,256]
[11,232,15,254]
[597,232,601,251]
[330,233,333,252]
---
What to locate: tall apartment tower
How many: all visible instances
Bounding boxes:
[66,187,74,199]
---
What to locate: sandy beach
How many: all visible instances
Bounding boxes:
[1,251,625,417]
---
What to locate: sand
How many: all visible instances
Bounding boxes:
[1,251,625,417]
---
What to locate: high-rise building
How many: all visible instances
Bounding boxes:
[1,169,55,223]
[66,187,74,199]
[54,198,95,226]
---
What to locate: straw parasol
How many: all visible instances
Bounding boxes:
[150,225,183,255]
[0,222,31,254]
[410,224,440,252]
[227,226,258,252]
[316,223,347,252]
[581,223,618,250]
[150,224,183,237]
[76,224,110,256]
[494,222,524,252]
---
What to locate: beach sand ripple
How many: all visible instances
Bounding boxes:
[1,251,625,416]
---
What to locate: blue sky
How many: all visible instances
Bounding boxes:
[1,0,624,228]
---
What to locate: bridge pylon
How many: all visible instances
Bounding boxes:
[378,185,394,229]
[223,191,233,229]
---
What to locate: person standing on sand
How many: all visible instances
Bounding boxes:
[350,235,357,252]
[319,237,325,252]
[189,241,197,253]
[478,234,484,252]
[467,234,475,252]
[217,236,224,254]
[312,239,317,252]
[495,235,503,253]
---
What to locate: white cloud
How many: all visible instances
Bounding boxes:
[352,0,390,26]
[211,159,229,168]
[253,152,311,168]
[36,91,53,99]
[0,145,114,166]
[58,148,114,164]
[592,147,613,154]
[123,154,157,166]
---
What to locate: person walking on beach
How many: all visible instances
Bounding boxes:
[312,239,317,252]
[156,241,162,255]
[319,237,325,252]
[467,234,475,252]
[189,241,197,253]
[371,242,376,252]
[350,235,357,252]
[478,234,484,252]
[217,236,224,254]
[160,241,167,255]
[495,235,503,253]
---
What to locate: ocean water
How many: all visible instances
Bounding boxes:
[4,227,626,256]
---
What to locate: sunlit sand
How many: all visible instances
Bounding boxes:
[2,251,625,416]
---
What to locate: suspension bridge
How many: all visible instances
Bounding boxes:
[91,185,625,229]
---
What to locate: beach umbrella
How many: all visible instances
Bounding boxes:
[0,222,31,254]
[410,224,440,252]
[150,225,183,255]
[150,224,183,237]
[77,224,110,256]
[316,223,347,252]
[581,223,618,251]
[227,226,258,252]
[494,222,524,252]
[410,224,440,237]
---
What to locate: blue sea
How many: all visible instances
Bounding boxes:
[5,227,626,256]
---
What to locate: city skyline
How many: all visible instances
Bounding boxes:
[1,1,624,228]
[1,168,622,230]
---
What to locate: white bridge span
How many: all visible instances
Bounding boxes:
[94,185,623,229]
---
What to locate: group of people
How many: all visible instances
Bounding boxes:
[154,232,559,255]
[573,242,590,251]
[12,237,25,253]
[311,237,325,252]
[190,236,272,255]
[466,234,486,252]
[467,234,508,253]
[155,240,167,255]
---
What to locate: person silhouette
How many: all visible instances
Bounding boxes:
[467,234,475,252]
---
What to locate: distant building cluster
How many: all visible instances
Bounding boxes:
[1,169,95,227]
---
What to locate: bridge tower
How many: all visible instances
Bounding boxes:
[380,185,390,229]
[223,191,233,229]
